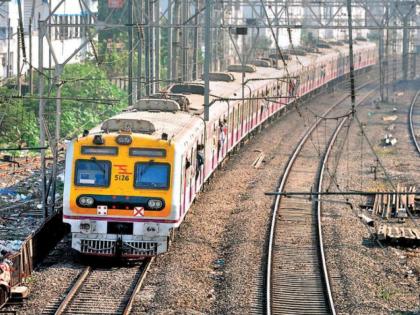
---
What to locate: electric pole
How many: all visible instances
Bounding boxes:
[38,18,47,219]
[346,0,356,114]
[154,0,160,92]
[128,0,133,105]
[204,0,211,121]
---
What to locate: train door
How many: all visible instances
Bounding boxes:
[241,98,245,139]
[273,84,278,111]
[196,133,205,189]
[235,105,239,144]
[189,146,195,203]
[183,146,193,210]
[211,122,218,169]
[221,116,228,157]
[250,95,255,128]
[180,151,186,216]
[278,81,284,107]
[229,110,234,148]
[244,99,249,133]
[255,91,260,124]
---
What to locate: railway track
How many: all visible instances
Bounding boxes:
[45,258,153,315]
[265,83,378,315]
[408,90,420,154]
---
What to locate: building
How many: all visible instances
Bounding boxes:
[0,0,97,80]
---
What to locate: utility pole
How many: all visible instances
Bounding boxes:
[38,18,47,219]
[7,18,10,78]
[172,0,180,82]
[29,18,33,95]
[48,1,52,91]
[167,0,172,82]
[181,0,188,81]
[391,7,397,100]
[137,0,143,100]
[346,0,356,114]
[215,3,223,71]
[144,0,150,95]
[204,0,212,121]
[17,21,21,96]
[17,0,25,95]
[402,16,409,80]
[385,6,389,102]
[192,0,199,80]
[149,0,154,94]
[154,0,160,92]
[211,7,217,71]
[51,64,63,211]
[220,3,226,70]
[410,26,416,79]
[128,0,133,105]
[379,28,384,101]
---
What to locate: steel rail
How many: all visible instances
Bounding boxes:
[54,258,152,315]
[55,266,92,315]
[122,257,154,315]
[316,84,380,314]
[316,117,348,315]
[265,81,377,315]
[408,90,420,155]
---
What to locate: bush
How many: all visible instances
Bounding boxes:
[50,62,128,139]
[0,87,39,148]
[0,62,128,148]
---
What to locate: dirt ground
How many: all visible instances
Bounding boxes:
[323,79,420,314]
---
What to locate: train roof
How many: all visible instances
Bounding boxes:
[86,41,376,144]
[90,110,202,143]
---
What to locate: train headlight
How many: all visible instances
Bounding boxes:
[147,199,163,210]
[79,220,96,233]
[80,221,91,233]
[116,135,132,145]
[78,196,94,207]
[93,134,104,145]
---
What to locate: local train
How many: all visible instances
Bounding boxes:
[63,41,377,257]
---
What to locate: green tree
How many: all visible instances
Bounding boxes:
[0,63,128,149]
[0,87,38,148]
[54,62,128,139]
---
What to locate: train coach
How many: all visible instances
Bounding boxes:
[63,41,377,258]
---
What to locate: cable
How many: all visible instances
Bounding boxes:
[353,113,418,228]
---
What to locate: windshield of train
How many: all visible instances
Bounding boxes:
[134,162,170,189]
[75,159,111,187]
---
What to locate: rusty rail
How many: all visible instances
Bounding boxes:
[409,90,420,154]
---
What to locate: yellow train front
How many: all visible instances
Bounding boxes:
[62,110,194,258]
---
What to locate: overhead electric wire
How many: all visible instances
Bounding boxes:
[258,0,308,127]
[5,94,120,104]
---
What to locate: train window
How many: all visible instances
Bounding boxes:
[75,159,111,187]
[130,148,166,158]
[134,162,170,190]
